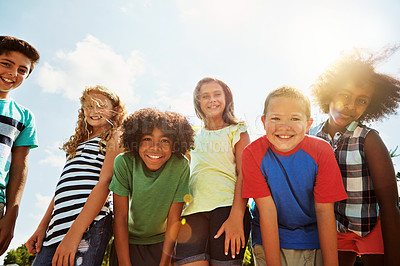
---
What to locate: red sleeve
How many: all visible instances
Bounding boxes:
[242,136,271,199]
[308,137,348,203]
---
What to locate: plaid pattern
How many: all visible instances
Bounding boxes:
[311,121,378,237]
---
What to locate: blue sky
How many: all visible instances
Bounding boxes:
[1,0,400,261]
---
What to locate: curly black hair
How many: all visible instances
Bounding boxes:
[311,45,400,122]
[312,46,400,122]
[121,108,194,158]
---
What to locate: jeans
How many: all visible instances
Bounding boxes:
[33,214,113,266]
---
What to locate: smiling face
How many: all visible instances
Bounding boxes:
[82,92,115,136]
[139,127,173,171]
[328,83,374,131]
[263,96,313,153]
[198,81,226,121]
[0,51,31,98]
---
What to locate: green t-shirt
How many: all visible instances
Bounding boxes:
[109,153,190,245]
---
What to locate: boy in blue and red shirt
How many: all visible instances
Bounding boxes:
[242,86,347,266]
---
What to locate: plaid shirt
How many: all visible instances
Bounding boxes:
[310,121,378,237]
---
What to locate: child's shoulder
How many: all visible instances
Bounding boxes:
[244,135,269,154]
[1,98,35,122]
[302,135,334,155]
[168,154,190,168]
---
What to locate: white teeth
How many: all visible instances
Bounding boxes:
[148,155,162,159]
[1,77,14,83]
[279,135,290,139]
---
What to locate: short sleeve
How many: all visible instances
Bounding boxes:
[229,122,248,149]
[172,158,190,203]
[242,139,271,199]
[109,154,131,197]
[313,141,348,203]
[14,110,38,149]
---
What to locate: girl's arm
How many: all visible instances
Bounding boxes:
[214,131,250,258]
[52,132,123,266]
[315,202,338,266]
[254,196,281,266]
[113,193,131,266]
[159,202,184,266]
[365,130,400,266]
[25,197,54,255]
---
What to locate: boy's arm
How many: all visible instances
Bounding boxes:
[254,196,281,266]
[0,146,30,255]
[52,132,122,266]
[113,193,131,266]
[214,131,250,258]
[159,202,184,266]
[26,197,54,255]
[365,130,400,266]
[315,202,338,266]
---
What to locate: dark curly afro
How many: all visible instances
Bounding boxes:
[312,47,400,123]
[121,108,194,158]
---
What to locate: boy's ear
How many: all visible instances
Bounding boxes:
[261,116,267,131]
[306,118,314,132]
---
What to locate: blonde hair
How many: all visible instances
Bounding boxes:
[263,86,311,119]
[62,85,127,158]
[193,77,238,126]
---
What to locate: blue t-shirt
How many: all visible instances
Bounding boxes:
[242,135,347,249]
[0,98,38,203]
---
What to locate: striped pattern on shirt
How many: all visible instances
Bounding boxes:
[43,136,111,246]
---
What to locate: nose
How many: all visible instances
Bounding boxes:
[276,120,291,129]
[8,68,18,78]
[344,97,355,110]
[150,141,162,150]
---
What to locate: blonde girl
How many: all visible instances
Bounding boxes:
[175,77,251,266]
[26,85,127,266]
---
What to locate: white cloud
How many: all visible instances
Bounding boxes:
[39,141,66,168]
[34,193,53,212]
[149,83,199,124]
[36,35,145,104]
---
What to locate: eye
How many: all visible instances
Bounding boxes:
[202,95,210,100]
[338,93,349,100]
[357,98,369,106]
[0,62,10,67]
[270,117,280,121]
[161,138,171,143]
[142,137,152,142]
[291,117,300,121]
[18,68,28,75]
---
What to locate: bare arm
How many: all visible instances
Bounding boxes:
[26,197,54,254]
[159,202,184,266]
[52,132,123,266]
[214,131,251,258]
[364,130,400,266]
[254,196,281,266]
[315,202,338,266]
[0,146,30,255]
[113,193,131,266]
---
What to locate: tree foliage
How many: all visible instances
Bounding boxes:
[3,244,35,265]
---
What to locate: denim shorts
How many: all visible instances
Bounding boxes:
[33,213,113,266]
[174,206,251,266]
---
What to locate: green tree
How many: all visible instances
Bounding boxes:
[3,244,35,265]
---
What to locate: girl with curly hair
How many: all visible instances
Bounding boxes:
[26,85,127,265]
[174,77,251,266]
[309,47,400,266]
[109,108,194,266]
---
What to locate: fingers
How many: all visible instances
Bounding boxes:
[214,224,225,239]
[69,253,75,266]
